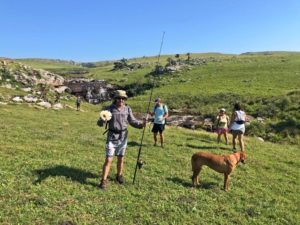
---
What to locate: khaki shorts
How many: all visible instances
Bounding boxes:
[105,139,128,157]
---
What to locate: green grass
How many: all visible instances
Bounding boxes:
[0,103,299,224]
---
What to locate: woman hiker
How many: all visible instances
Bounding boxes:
[215,108,230,145]
[229,103,247,152]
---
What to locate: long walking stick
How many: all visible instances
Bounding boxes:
[132,32,165,184]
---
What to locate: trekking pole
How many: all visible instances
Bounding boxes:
[132,31,165,184]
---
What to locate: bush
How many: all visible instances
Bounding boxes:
[245,121,267,137]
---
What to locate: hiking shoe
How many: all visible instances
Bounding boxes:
[116,174,124,184]
[232,148,237,153]
[99,179,108,190]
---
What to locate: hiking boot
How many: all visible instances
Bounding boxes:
[116,174,124,184]
[99,179,108,190]
[232,148,237,153]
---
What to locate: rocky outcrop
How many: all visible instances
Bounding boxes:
[0,59,64,87]
[64,78,117,103]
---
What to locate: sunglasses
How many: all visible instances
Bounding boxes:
[116,97,126,100]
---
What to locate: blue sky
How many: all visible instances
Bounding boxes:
[1,0,299,62]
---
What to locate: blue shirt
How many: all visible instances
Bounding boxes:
[153,104,168,124]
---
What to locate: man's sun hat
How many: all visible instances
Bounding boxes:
[114,90,128,99]
[220,108,226,112]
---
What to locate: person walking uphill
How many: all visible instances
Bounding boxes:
[149,98,169,148]
[97,90,146,190]
[229,103,247,152]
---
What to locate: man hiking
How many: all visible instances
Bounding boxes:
[149,98,169,148]
[97,90,146,190]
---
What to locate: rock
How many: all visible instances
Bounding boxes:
[21,87,32,92]
[0,102,8,105]
[24,95,38,103]
[257,117,264,123]
[12,96,23,103]
[64,78,117,103]
[54,86,70,94]
[257,137,264,142]
[52,103,63,110]
[65,104,76,110]
[2,84,13,89]
[37,101,51,108]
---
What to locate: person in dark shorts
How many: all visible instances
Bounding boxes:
[229,103,247,152]
[76,96,81,111]
[149,98,169,148]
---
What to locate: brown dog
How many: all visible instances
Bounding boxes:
[191,151,246,191]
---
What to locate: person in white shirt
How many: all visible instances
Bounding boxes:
[229,103,246,152]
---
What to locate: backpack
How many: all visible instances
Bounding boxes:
[152,104,168,123]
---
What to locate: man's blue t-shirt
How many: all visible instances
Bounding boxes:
[153,104,168,124]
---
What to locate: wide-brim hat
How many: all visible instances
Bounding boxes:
[114,90,128,99]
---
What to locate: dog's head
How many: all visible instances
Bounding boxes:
[239,151,246,164]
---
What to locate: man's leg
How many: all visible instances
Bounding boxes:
[99,156,113,189]
[101,156,113,181]
[117,156,124,176]
[153,132,158,146]
[160,132,164,148]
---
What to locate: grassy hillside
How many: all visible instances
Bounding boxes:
[16,59,89,77]
[10,52,300,144]
[0,103,299,224]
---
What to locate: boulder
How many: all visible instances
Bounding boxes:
[54,86,70,94]
[53,103,63,110]
[37,101,51,108]
[12,96,23,103]
[21,87,32,92]
[257,137,264,142]
[24,95,38,103]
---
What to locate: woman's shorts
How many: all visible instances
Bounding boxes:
[152,123,165,134]
[231,129,245,135]
[216,128,228,135]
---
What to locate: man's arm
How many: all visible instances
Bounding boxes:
[127,106,146,128]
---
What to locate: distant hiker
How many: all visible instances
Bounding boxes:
[229,103,247,152]
[149,98,169,148]
[215,108,230,145]
[97,90,146,190]
[76,96,81,111]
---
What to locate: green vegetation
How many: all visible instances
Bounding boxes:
[16,59,89,77]
[0,103,299,224]
[6,52,300,143]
